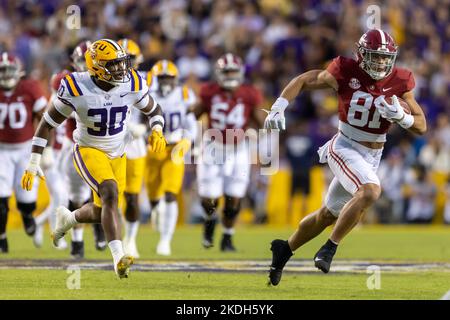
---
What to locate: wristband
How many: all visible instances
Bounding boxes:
[30,153,42,166]
[397,113,414,129]
[31,136,48,148]
[272,97,289,111]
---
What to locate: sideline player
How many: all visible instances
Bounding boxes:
[146,60,197,256]
[0,52,47,253]
[117,38,147,258]
[21,39,166,278]
[191,53,264,251]
[264,29,427,285]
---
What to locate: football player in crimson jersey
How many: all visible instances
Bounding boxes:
[0,52,48,253]
[191,53,265,251]
[264,29,427,285]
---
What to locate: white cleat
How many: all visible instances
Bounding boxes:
[33,224,44,248]
[51,206,75,247]
[156,240,171,256]
[115,254,134,279]
[123,238,140,259]
[56,237,68,250]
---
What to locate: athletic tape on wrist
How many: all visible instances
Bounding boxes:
[31,136,48,148]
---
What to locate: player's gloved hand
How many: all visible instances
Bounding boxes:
[171,138,192,164]
[148,128,166,153]
[263,97,289,130]
[40,147,55,170]
[129,123,147,139]
[21,153,46,191]
[376,95,404,122]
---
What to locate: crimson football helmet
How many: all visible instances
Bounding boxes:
[0,52,24,90]
[215,53,244,90]
[71,40,92,72]
[356,29,398,80]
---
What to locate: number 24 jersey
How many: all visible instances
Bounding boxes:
[53,70,149,158]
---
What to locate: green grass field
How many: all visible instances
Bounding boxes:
[0,225,449,300]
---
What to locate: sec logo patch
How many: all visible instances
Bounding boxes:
[349,78,361,89]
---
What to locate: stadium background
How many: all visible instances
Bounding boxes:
[1,0,449,229]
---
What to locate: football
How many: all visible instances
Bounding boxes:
[385,96,411,114]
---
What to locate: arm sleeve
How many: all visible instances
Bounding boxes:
[53,80,75,118]
[133,74,150,110]
[325,56,345,87]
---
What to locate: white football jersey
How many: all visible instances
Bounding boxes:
[151,85,196,144]
[53,70,149,158]
[124,69,150,159]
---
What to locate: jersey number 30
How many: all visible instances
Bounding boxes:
[87,106,127,136]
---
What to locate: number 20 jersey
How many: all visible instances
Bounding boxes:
[326,56,415,143]
[53,70,149,158]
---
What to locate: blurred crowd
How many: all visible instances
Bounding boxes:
[0,0,448,224]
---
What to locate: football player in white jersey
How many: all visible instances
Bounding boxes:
[117,38,147,258]
[21,39,166,278]
[146,60,197,256]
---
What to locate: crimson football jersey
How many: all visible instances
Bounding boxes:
[0,78,47,144]
[200,82,263,144]
[326,56,415,142]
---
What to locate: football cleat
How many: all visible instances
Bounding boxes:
[22,215,36,236]
[220,234,236,252]
[55,237,68,250]
[93,223,107,251]
[202,217,217,249]
[33,223,43,248]
[0,238,8,253]
[115,254,134,279]
[268,239,293,286]
[156,239,171,256]
[70,241,85,259]
[314,244,337,274]
[51,206,75,247]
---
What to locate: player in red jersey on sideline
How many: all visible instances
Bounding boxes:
[191,53,265,251]
[264,29,427,285]
[0,52,48,253]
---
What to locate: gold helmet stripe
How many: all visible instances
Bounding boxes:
[146,71,153,87]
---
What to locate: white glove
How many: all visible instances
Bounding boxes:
[129,123,147,138]
[376,95,414,129]
[376,95,404,122]
[263,97,289,130]
[40,147,55,170]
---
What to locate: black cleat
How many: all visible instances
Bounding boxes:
[268,239,293,286]
[71,241,85,259]
[202,217,217,249]
[22,216,36,236]
[93,223,107,251]
[314,242,337,274]
[0,238,8,253]
[220,234,236,252]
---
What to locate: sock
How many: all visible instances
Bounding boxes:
[160,201,178,243]
[223,227,234,235]
[71,228,84,242]
[108,240,124,266]
[125,221,139,241]
[325,239,338,250]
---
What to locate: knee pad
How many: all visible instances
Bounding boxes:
[201,198,218,216]
[223,206,240,221]
[17,202,36,217]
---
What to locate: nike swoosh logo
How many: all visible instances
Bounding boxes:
[382,87,392,92]
[120,93,129,97]
[273,112,279,117]
[314,257,322,262]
